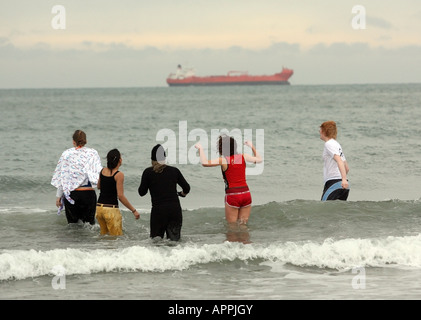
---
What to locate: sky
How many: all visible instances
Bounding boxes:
[1,0,421,88]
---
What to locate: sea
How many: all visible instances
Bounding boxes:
[1,84,421,304]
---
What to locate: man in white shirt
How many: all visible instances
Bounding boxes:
[319,121,350,201]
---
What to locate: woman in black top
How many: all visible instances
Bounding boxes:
[138,144,190,241]
[96,149,140,236]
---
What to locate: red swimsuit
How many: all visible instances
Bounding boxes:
[222,154,252,208]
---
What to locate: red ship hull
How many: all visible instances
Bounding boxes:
[166,68,293,86]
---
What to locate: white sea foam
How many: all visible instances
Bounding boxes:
[262,233,421,271]
[1,234,420,281]
[0,207,48,214]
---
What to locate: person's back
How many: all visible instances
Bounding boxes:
[96,149,139,236]
[195,135,262,231]
[222,154,247,190]
[52,129,101,225]
[138,144,190,241]
[139,165,188,207]
[97,170,119,205]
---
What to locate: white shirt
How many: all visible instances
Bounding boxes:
[51,147,102,204]
[323,139,346,183]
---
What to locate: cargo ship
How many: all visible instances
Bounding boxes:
[166,65,293,86]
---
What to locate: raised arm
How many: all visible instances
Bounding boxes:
[243,140,262,164]
[195,143,225,167]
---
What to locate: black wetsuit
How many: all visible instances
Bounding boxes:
[138,166,190,241]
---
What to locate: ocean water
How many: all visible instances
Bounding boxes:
[1,84,421,301]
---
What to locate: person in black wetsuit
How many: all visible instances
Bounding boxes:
[138,144,190,241]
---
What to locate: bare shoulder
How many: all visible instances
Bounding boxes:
[115,171,125,180]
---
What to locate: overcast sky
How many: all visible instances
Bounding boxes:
[1,0,421,88]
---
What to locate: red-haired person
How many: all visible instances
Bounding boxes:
[319,121,350,201]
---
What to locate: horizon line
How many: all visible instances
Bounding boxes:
[0,82,420,91]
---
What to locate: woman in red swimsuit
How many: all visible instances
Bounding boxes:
[195,135,262,226]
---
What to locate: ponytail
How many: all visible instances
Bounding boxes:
[107,149,121,171]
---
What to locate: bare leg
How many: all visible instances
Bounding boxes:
[238,205,251,225]
[224,203,252,225]
[225,203,240,224]
[224,204,251,243]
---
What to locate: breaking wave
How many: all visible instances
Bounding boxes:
[2,233,421,281]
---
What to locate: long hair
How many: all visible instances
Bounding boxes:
[152,160,166,173]
[151,144,167,173]
[218,135,238,158]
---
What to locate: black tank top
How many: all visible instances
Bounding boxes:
[97,170,119,205]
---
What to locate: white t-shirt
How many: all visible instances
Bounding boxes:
[323,139,346,183]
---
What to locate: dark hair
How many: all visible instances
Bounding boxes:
[107,149,121,170]
[151,144,166,161]
[151,144,166,173]
[218,135,238,157]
